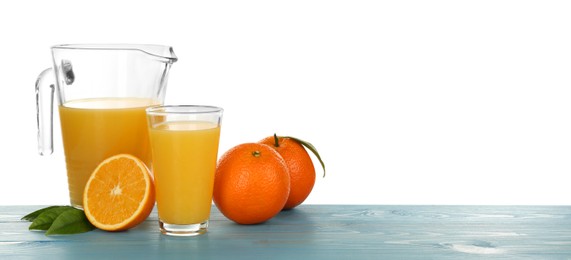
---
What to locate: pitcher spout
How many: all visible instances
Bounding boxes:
[136,44,178,64]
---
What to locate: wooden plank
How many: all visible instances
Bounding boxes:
[0,205,570,259]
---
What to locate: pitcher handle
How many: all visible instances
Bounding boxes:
[35,68,55,155]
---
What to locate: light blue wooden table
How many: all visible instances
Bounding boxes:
[1,205,570,259]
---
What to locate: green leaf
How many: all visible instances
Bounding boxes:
[46,208,95,236]
[283,135,326,177]
[22,206,61,222]
[29,206,74,231]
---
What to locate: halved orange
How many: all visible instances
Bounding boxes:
[83,154,155,231]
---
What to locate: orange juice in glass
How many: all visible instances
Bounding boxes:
[59,97,159,207]
[147,105,223,236]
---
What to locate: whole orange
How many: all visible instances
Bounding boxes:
[260,135,323,210]
[213,143,290,224]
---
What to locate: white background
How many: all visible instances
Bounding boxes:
[1,0,570,205]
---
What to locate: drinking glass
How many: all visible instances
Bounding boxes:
[146,105,223,236]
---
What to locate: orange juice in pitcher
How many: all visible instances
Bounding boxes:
[59,97,159,206]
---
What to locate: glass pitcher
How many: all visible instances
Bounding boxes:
[36,44,177,207]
